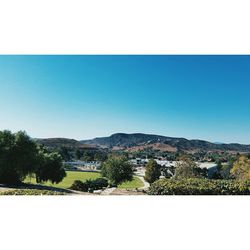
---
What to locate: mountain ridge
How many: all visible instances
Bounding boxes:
[80,133,250,152]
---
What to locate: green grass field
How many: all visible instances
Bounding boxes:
[24,171,144,190]
[118,177,144,189]
[25,171,101,189]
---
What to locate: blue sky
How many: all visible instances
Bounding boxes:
[0,55,249,144]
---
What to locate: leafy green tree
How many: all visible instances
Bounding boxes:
[76,149,82,160]
[174,155,202,179]
[144,159,161,184]
[101,157,133,185]
[0,130,38,184]
[0,130,66,185]
[230,155,250,180]
[35,150,66,184]
[58,146,71,161]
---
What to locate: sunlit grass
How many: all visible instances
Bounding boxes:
[118,177,144,189]
[24,171,101,189]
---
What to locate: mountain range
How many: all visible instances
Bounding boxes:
[37,133,250,153]
[81,133,250,152]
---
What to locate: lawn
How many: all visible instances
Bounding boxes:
[24,171,101,189]
[118,177,144,189]
[24,171,144,190]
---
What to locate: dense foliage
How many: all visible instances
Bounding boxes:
[0,131,38,184]
[101,157,133,185]
[70,180,89,192]
[35,149,66,184]
[148,178,250,195]
[0,130,66,185]
[230,155,250,180]
[174,156,207,179]
[70,178,109,192]
[57,146,108,162]
[144,159,161,184]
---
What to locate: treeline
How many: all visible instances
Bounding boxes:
[55,146,108,162]
[126,148,239,163]
[0,130,66,185]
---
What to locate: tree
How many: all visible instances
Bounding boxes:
[0,130,38,184]
[210,160,223,179]
[230,155,250,180]
[94,152,108,162]
[174,155,202,179]
[58,146,71,161]
[144,159,161,184]
[0,130,66,185]
[101,157,133,185]
[35,149,66,184]
[76,149,82,160]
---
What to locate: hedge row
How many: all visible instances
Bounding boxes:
[148,178,250,195]
[0,189,65,196]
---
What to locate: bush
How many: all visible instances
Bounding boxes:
[148,178,250,195]
[70,178,109,192]
[91,178,109,190]
[70,180,89,192]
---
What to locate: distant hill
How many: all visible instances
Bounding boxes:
[81,133,250,153]
[35,138,95,149]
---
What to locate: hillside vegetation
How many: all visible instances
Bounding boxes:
[82,133,250,152]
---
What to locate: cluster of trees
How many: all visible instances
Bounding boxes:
[144,154,250,186]
[127,149,180,161]
[0,130,66,185]
[127,148,239,163]
[58,146,108,162]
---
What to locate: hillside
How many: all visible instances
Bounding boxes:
[81,133,250,153]
[35,138,95,149]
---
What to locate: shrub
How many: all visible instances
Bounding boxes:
[70,178,109,192]
[70,180,89,192]
[91,178,109,190]
[148,178,250,195]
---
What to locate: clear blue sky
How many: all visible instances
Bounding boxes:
[0,55,249,144]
